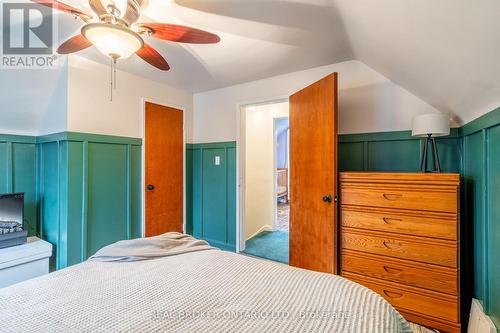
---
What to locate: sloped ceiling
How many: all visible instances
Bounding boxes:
[55,0,500,123]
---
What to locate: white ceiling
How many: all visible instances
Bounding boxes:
[56,0,500,123]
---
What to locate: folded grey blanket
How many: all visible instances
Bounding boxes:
[89,232,216,262]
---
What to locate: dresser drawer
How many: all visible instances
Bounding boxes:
[341,208,457,240]
[341,251,458,295]
[342,230,457,267]
[344,273,459,323]
[341,187,457,213]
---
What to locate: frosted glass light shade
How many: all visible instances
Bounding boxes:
[412,113,450,137]
[82,23,143,59]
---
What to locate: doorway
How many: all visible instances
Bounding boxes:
[238,73,338,274]
[241,102,289,264]
[144,101,184,236]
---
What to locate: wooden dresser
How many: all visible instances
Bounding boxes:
[340,172,461,333]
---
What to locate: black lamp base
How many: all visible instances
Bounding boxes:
[420,134,441,173]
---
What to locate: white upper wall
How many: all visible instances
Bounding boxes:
[192,60,445,143]
[0,61,68,136]
[67,56,194,140]
[0,55,194,139]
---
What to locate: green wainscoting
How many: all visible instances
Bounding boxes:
[338,129,462,173]
[37,132,142,269]
[186,142,236,251]
[0,135,37,235]
[461,107,500,328]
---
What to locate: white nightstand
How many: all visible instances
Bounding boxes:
[0,237,52,288]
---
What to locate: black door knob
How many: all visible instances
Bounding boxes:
[322,194,332,203]
[147,184,155,191]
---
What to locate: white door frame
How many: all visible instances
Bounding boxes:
[140,98,187,237]
[235,96,288,253]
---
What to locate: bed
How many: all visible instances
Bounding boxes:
[0,234,411,333]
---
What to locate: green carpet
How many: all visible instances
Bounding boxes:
[243,231,289,264]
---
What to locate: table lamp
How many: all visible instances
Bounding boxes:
[412,113,450,172]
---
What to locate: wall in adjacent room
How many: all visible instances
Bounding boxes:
[186,142,236,251]
[67,56,195,142]
[276,124,290,168]
[192,60,447,143]
[244,102,289,239]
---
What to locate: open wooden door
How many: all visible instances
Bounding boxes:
[289,73,338,274]
[145,102,183,236]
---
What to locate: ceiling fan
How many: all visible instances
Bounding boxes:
[32,0,221,71]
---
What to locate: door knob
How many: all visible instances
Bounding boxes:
[147,184,155,191]
[322,194,332,203]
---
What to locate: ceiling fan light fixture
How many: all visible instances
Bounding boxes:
[82,23,143,60]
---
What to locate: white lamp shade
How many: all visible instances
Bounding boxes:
[82,23,144,60]
[412,113,450,137]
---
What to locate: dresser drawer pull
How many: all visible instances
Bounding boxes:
[383,240,401,249]
[383,290,403,299]
[382,217,402,224]
[383,266,403,274]
[382,193,402,201]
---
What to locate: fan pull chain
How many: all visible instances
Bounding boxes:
[110,58,113,102]
[109,55,119,102]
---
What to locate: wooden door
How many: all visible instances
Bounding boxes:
[289,73,338,274]
[145,102,183,236]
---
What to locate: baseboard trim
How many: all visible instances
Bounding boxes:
[246,225,273,240]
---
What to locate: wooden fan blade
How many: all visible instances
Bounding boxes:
[89,0,107,16]
[136,44,170,71]
[57,34,92,54]
[137,23,220,44]
[31,0,92,20]
[122,1,140,25]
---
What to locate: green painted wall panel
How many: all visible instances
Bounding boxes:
[39,142,60,268]
[65,141,85,265]
[57,142,69,268]
[130,145,142,240]
[0,140,37,236]
[36,133,142,268]
[464,132,486,303]
[186,143,236,251]
[11,143,37,235]
[435,137,462,173]
[367,140,420,171]
[86,143,129,258]
[191,149,203,238]
[185,149,193,236]
[0,143,9,194]
[226,147,237,247]
[339,132,462,173]
[486,125,500,328]
[202,148,227,244]
[338,142,364,171]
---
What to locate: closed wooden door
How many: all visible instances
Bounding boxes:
[145,102,183,236]
[289,73,338,274]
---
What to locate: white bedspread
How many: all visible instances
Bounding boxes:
[0,242,411,332]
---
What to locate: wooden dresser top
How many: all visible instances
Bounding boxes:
[340,172,460,186]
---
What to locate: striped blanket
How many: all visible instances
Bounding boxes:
[0,238,411,332]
